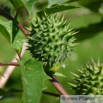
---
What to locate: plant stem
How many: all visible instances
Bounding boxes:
[0,62,19,66]
[0,7,30,37]
[42,91,60,97]
[0,7,13,20]
[14,9,18,18]
[15,49,22,61]
[50,75,72,103]
[17,23,30,37]
[50,75,69,95]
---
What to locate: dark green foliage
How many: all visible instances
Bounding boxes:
[69,59,103,95]
[38,5,79,15]
[28,13,77,70]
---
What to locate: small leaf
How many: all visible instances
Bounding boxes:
[9,0,39,15]
[12,18,25,53]
[38,5,79,15]
[19,59,50,103]
[0,20,12,42]
[54,72,66,77]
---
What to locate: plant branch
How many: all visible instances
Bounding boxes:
[0,7,13,20]
[15,49,22,61]
[17,23,30,37]
[0,7,30,37]
[42,91,60,97]
[0,62,19,66]
[50,75,72,103]
[50,75,69,95]
[14,9,18,18]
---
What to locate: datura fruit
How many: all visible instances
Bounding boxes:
[27,13,77,71]
[68,58,103,95]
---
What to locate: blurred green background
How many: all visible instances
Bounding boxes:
[0,0,103,103]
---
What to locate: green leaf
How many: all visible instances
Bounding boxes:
[54,72,66,77]
[0,20,12,42]
[9,0,24,12]
[9,0,39,15]
[48,0,68,7]
[12,18,25,53]
[19,59,50,103]
[38,5,79,15]
[0,19,25,53]
[66,0,103,12]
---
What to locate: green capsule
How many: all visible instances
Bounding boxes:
[27,13,77,71]
[69,58,103,95]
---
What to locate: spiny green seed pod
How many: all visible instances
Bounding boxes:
[28,13,77,71]
[68,58,103,95]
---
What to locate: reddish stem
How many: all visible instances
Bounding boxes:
[0,62,19,66]
[17,23,30,37]
[50,75,69,95]
[50,75,72,103]
[0,7,14,20]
